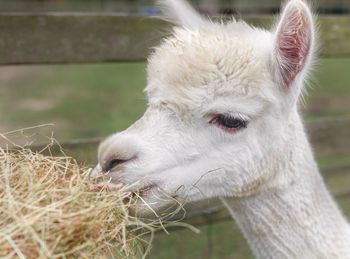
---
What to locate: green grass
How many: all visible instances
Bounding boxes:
[303,58,350,118]
[313,58,350,94]
[0,63,147,140]
[150,221,254,259]
[318,153,350,168]
[0,58,349,258]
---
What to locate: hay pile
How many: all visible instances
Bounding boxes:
[0,146,151,258]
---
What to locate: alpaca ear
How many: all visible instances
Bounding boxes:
[157,0,204,29]
[272,0,314,88]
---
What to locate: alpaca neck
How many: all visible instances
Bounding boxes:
[222,114,350,258]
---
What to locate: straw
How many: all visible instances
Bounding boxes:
[0,146,147,258]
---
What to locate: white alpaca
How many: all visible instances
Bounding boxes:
[94,0,350,257]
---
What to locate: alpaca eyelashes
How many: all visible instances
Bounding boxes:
[209,114,248,133]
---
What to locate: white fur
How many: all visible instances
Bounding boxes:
[94,0,350,257]
[156,0,204,29]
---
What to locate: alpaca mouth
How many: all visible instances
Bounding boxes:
[120,183,160,208]
[130,184,157,198]
[124,184,163,216]
[90,173,157,200]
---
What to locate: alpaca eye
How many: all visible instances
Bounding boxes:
[209,114,248,132]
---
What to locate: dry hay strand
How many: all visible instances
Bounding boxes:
[0,146,152,258]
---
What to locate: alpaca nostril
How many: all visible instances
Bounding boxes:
[98,134,140,173]
[103,157,133,172]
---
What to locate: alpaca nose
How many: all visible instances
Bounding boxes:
[97,134,139,173]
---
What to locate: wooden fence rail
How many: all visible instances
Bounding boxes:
[0,14,350,65]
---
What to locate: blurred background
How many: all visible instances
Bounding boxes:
[1,0,350,141]
[0,1,349,258]
[0,0,350,14]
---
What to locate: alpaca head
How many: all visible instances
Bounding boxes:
[94,0,315,215]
